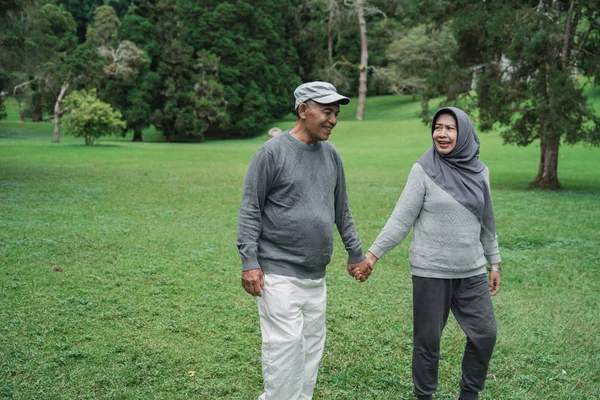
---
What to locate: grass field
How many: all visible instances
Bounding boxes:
[1,93,599,399]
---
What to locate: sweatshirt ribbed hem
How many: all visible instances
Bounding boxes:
[261,260,326,280]
[410,265,487,279]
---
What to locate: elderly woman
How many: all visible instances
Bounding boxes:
[357,107,501,400]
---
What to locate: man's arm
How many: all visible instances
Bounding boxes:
[237,148,274,296]
[332,151,366,268]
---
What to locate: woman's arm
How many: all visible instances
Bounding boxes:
[368,164,427,263]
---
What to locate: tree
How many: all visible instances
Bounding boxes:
[467,1,598,189]
[0,2,50,121]
[42,41,105,142]
[62,88,125,145]
[291,0,404,117]
[380,24,471,118]
[421,0,600,189]
[34,3,79,122]
[355,0,368,120]
[0,2,80,126]
[84,5,152,142]
[86,5,146,78]
[179,0,301,137]
[53,0,132,43]
[0,0,32,18]
[0,68,7,120]
[153,39,228,141]
[86,5,120,48]
[339,0,399,118]
[123,0,228,141]
[115,4,161,142]
[12,75,34,122]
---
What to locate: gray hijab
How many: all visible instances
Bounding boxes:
[417,107,497,237]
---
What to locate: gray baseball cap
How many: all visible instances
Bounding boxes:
[294,81,350,110]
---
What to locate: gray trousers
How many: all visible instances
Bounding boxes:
[412,274,497,400]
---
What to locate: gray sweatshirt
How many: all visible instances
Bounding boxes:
[369,163,501,279]
[237,131,365,279]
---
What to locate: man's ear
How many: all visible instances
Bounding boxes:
[297,103,308,119]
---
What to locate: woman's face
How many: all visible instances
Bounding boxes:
[433,113,457,155]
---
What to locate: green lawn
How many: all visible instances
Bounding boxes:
[1,95,599,399]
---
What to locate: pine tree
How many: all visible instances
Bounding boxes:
[178,0,301,136]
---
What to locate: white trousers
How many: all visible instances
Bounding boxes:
[257,274,327,400]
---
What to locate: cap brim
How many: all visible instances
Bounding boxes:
[312,94,350,106]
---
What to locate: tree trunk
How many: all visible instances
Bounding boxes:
[132,128,143,142]
[52,82,69,143]
[13,79,35,122]
[561,0,579,71]
[355,0,368,121]
[530,57,560,190]
[327,1,335,65]
[17,98,25,122]
[31,91,43,122]
[419,95,429,120]
[530,133,561,189]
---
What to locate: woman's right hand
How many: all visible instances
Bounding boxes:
[352,251,378,281]
[365,251,378,267]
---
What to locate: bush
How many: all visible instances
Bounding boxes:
[63,89,125,145]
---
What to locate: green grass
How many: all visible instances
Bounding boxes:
[1,94,599,399]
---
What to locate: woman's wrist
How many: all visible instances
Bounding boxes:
[366,251,378,264]
[487,263,501,272]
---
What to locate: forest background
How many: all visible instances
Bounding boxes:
[1,0,599,189]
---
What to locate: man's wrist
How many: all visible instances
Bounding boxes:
[348,253,366,264]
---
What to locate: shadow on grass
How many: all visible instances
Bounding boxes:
[61,143,126,148]
[0,133,50,140]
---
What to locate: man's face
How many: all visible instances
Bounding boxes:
[303,102,340,142]
[433,113,457,155]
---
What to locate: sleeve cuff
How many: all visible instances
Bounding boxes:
[347,252,366,264]
[242,259,261,272]
[486,253,501,265]
[368,244,385,260]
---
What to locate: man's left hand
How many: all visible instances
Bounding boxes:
[347,258,373,282]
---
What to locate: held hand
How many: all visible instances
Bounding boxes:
[350,252,378,282]
[353,251,378,280]
[346,261,356,277]
[347,259,370,282]
[354,252,379,281]
[242,269,264,297]
[488,270,501,296]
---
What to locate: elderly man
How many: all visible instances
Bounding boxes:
[237,81,371,400]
